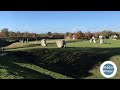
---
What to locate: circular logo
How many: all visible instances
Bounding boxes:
[100,61,117,78]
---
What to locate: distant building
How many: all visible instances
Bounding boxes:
[72,35,76,40]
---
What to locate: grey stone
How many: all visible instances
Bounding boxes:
[56,39,66,48]
[41,39,47,46]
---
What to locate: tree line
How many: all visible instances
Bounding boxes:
[0,28,64,40]
[64,30,120,39]
[0,28,120,40]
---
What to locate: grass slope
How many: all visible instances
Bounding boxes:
[0,39,120,79]
[0,55,72,79]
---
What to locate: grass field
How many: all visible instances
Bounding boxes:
[0,39,120,79]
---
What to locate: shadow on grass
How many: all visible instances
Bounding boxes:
[6,47,120,79]
[0,41,12,48]
[103,43,111,44]
[0,56,54,79]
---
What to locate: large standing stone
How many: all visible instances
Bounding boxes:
[19,39,21,43]
[103,36,107,44]
[100,38,103,44]
[104,38,107,43]
[90,36,96,43]
[90,39,92,43]
[56,39,66,48]
[41,39,47,46]
[56,41,63,48]
[99,36,103,44]
[93,39,96,43]
[27,38,29,43]
[113,35,117,40]
[61,39,66,47]
[21,40,23,43]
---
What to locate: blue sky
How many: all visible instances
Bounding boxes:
[0,11,120,33]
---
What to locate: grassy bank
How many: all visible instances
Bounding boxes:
[0,39,120,79]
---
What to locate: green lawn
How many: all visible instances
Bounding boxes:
[0,39,120,79]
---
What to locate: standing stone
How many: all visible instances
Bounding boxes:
[56,39,66,48]
[104,38,107,44]
[41,39,47,46]
[99,35,103,44]
[113,35,117,40]
[93,39,96,43]
[61,39,66,47]
[21,39,24,43]
[24,40,27,43]
[56,41,63,48]
[27,38,29,43]
[100,39,103,44]
[90,36,96,43]
[90,39,92,43]
[19,39,21,43]
[103,36,107,44]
